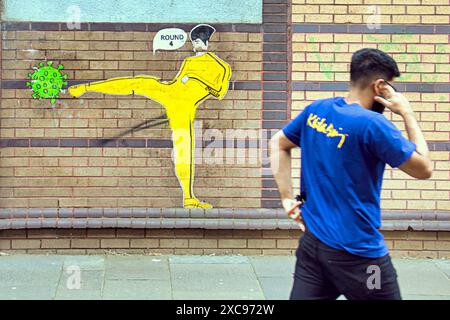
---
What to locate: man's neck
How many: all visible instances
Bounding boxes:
[345,86,373,110]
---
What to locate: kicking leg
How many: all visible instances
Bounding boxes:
[68,76,167,103]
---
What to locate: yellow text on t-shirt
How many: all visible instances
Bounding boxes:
[306,113,348,149]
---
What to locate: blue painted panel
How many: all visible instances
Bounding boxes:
[3,0,263,23]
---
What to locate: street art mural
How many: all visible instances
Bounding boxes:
[68,24,232,209]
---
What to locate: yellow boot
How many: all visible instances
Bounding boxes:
[184,198,213,209]
[68,84,87,98]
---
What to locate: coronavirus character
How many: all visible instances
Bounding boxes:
[26,61,68,104]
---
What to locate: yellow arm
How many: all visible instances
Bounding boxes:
[215,62,232,101]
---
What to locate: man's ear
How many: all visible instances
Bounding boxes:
[373,79,386,96]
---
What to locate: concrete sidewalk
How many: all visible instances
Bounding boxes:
[0,254,449,300]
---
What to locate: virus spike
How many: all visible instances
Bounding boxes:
[32,93,39,99]
[51,98,57,104]
[58,65,64,70]
[26,82,32,87]
[62,74,68,79]
[62,82,68,86]
[27,73,33,78]
[47,61,54,67]
[39,62,44,67]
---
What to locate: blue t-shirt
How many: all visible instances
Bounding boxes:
[282,97,416,258]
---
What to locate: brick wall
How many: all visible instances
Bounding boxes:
[0,228,449,258]
[0,27,264,208]
[0,0,449,256]
[287,0,450,214]
[292,0,450,24]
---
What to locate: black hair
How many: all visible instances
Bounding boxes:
[350,48,400,87]
[190,24,216,46]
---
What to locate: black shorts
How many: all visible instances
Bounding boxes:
[290,229,401,300]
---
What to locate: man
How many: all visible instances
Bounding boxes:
[270,48,432,300]
[69,24,232,209]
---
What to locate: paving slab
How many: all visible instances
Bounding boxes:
[0,255,64,271]
[434,260,450,279]
[0,285,57,300]
[105,256,170,280]
[63,256,105,271]
[57,270,105,291]
[257,276,293,300]
[171,263,264,300]
[0,269,61,287]
[250,256,296,277]
[393,259,450,296]
[169,255,249,264]
[102,279,172,300]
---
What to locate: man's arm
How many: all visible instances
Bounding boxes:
[398,112,432,179]
[375,84,433,179]
[270,130,297,200]
[270,131,305,231]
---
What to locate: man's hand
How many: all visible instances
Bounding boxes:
[282,198,305,232]
[68,84,87,98]
[374,81,432,179]
[374,83,413,117]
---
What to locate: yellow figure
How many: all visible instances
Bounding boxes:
[69,24,232,209]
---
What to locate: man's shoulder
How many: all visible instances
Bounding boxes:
[312,96,337,105]
[304,97,338,113]
[365,112,397,132]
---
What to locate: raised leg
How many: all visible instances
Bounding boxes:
[68,76,167,104]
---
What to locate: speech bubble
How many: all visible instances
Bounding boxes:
[153,28,187,54]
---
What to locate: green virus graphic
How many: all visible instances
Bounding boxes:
[26,61,68,104]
